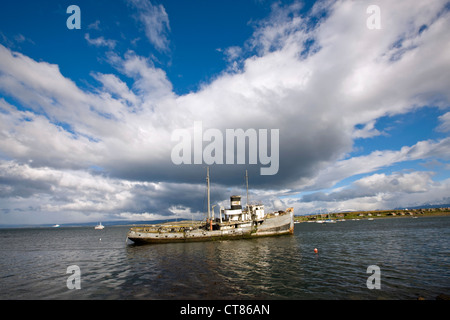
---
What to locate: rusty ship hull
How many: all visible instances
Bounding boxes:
[127,209,294,244]
[126,168,295,245]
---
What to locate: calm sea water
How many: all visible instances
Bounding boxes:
[0,216,449,300]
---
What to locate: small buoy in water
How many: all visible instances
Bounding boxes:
[99,238,101,241]
[314,248,318,253]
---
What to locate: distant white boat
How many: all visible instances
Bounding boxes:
[52,224,60,228]
[95,222,104,230]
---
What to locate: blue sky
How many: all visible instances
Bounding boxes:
[1,0,271,94]
[0,0,449,225]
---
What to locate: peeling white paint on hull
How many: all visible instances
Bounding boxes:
[127,168,295,245]
[127,210,294,245]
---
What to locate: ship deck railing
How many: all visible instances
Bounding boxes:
[129,221,204,233]
[129,210,291,234]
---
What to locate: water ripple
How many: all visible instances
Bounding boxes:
[0,217,449,299]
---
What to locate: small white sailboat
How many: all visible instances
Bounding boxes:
[95,222,104,230]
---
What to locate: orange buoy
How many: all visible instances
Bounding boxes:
[314,248,318,253]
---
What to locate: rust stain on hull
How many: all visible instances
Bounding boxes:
[127,209,294,245]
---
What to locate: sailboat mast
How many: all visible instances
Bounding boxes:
[207,167,210,221]
[245,169,249,207]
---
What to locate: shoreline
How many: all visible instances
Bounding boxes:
[294,209,450,223]
[2,210,449,229]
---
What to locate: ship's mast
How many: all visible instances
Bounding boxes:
[245,169,249,207]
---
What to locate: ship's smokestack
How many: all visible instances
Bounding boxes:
[230,195,241,210]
